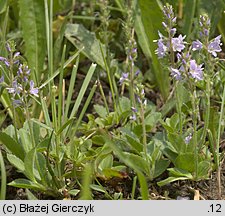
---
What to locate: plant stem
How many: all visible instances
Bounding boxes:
[199,75,211,149]
[175,81,183,134]
[168,23,182,134]
[191,87,198,179]
[98,80,109,114]
[9,50,19,142]
[140,102,147,158]
[24,100,35,148]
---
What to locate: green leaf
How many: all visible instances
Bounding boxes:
[198,161,211,179]
[36,137,51,152]
[157,176,189,187]
[18,128,32,153]
[102,168,126,179]
[18,0,46,81]
[0,0,7,14]
[168,168,193,179]
[8,179,45,190]
[98,154,113,171]
[24,148,37,182]
[153,159,170,178]
[137,171,149,200]
[7,154,25,172]
[92,135,105,146]
[119,96,131,113]
[167,133,187,153]
[174,153,195,173]
[94,104,107,118]
[56,117,75,135]
[0,132,25,160]
[26,189,38,200]
[103,133,147,174]
[36,152,49,185]
[68,189,80,196]
[65,24,107,69]
[123,152,149,174]
[90,184,106,193]
[137,0,169,99]
[125,133,143,153]
[145,112,161,128]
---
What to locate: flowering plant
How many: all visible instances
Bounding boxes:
[154,5,223,192]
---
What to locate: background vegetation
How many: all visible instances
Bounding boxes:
[0,0,225,200]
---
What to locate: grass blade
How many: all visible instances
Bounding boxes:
[72,81,97,135]
[69,63,96,119]
[57,44,66,128]
[39,49,83,89]
[65,57,79,119]
[0,150,6,200]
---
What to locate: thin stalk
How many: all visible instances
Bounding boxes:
[99,43,117,112]
[128,29,136,109]
[129,59,136,109]
[57,45,66,129]
[9,50,19,142]
[24,99,35,148]
[140,102,147,158]
[168,22,182,134]
[199,75,211,149]
[51,87,62,182]
[175,81,183,134]
[98,80,109,114]
[191,87,198,179]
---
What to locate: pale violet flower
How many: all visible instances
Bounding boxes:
[189,60,204,81]
[12,99,23,107]
[131,107,137,113]
[208,35,222,57]
[171,35,186,52]
[185,134,192,144]
[170,28,176,36]
[119,72,129,85]
[155,31,168,58]
[17,64,31,82]
[29,80,39,97]
[155,39,168,58]
[6,80,22,96]
[171,68,182,80]
[192,40,203,51]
